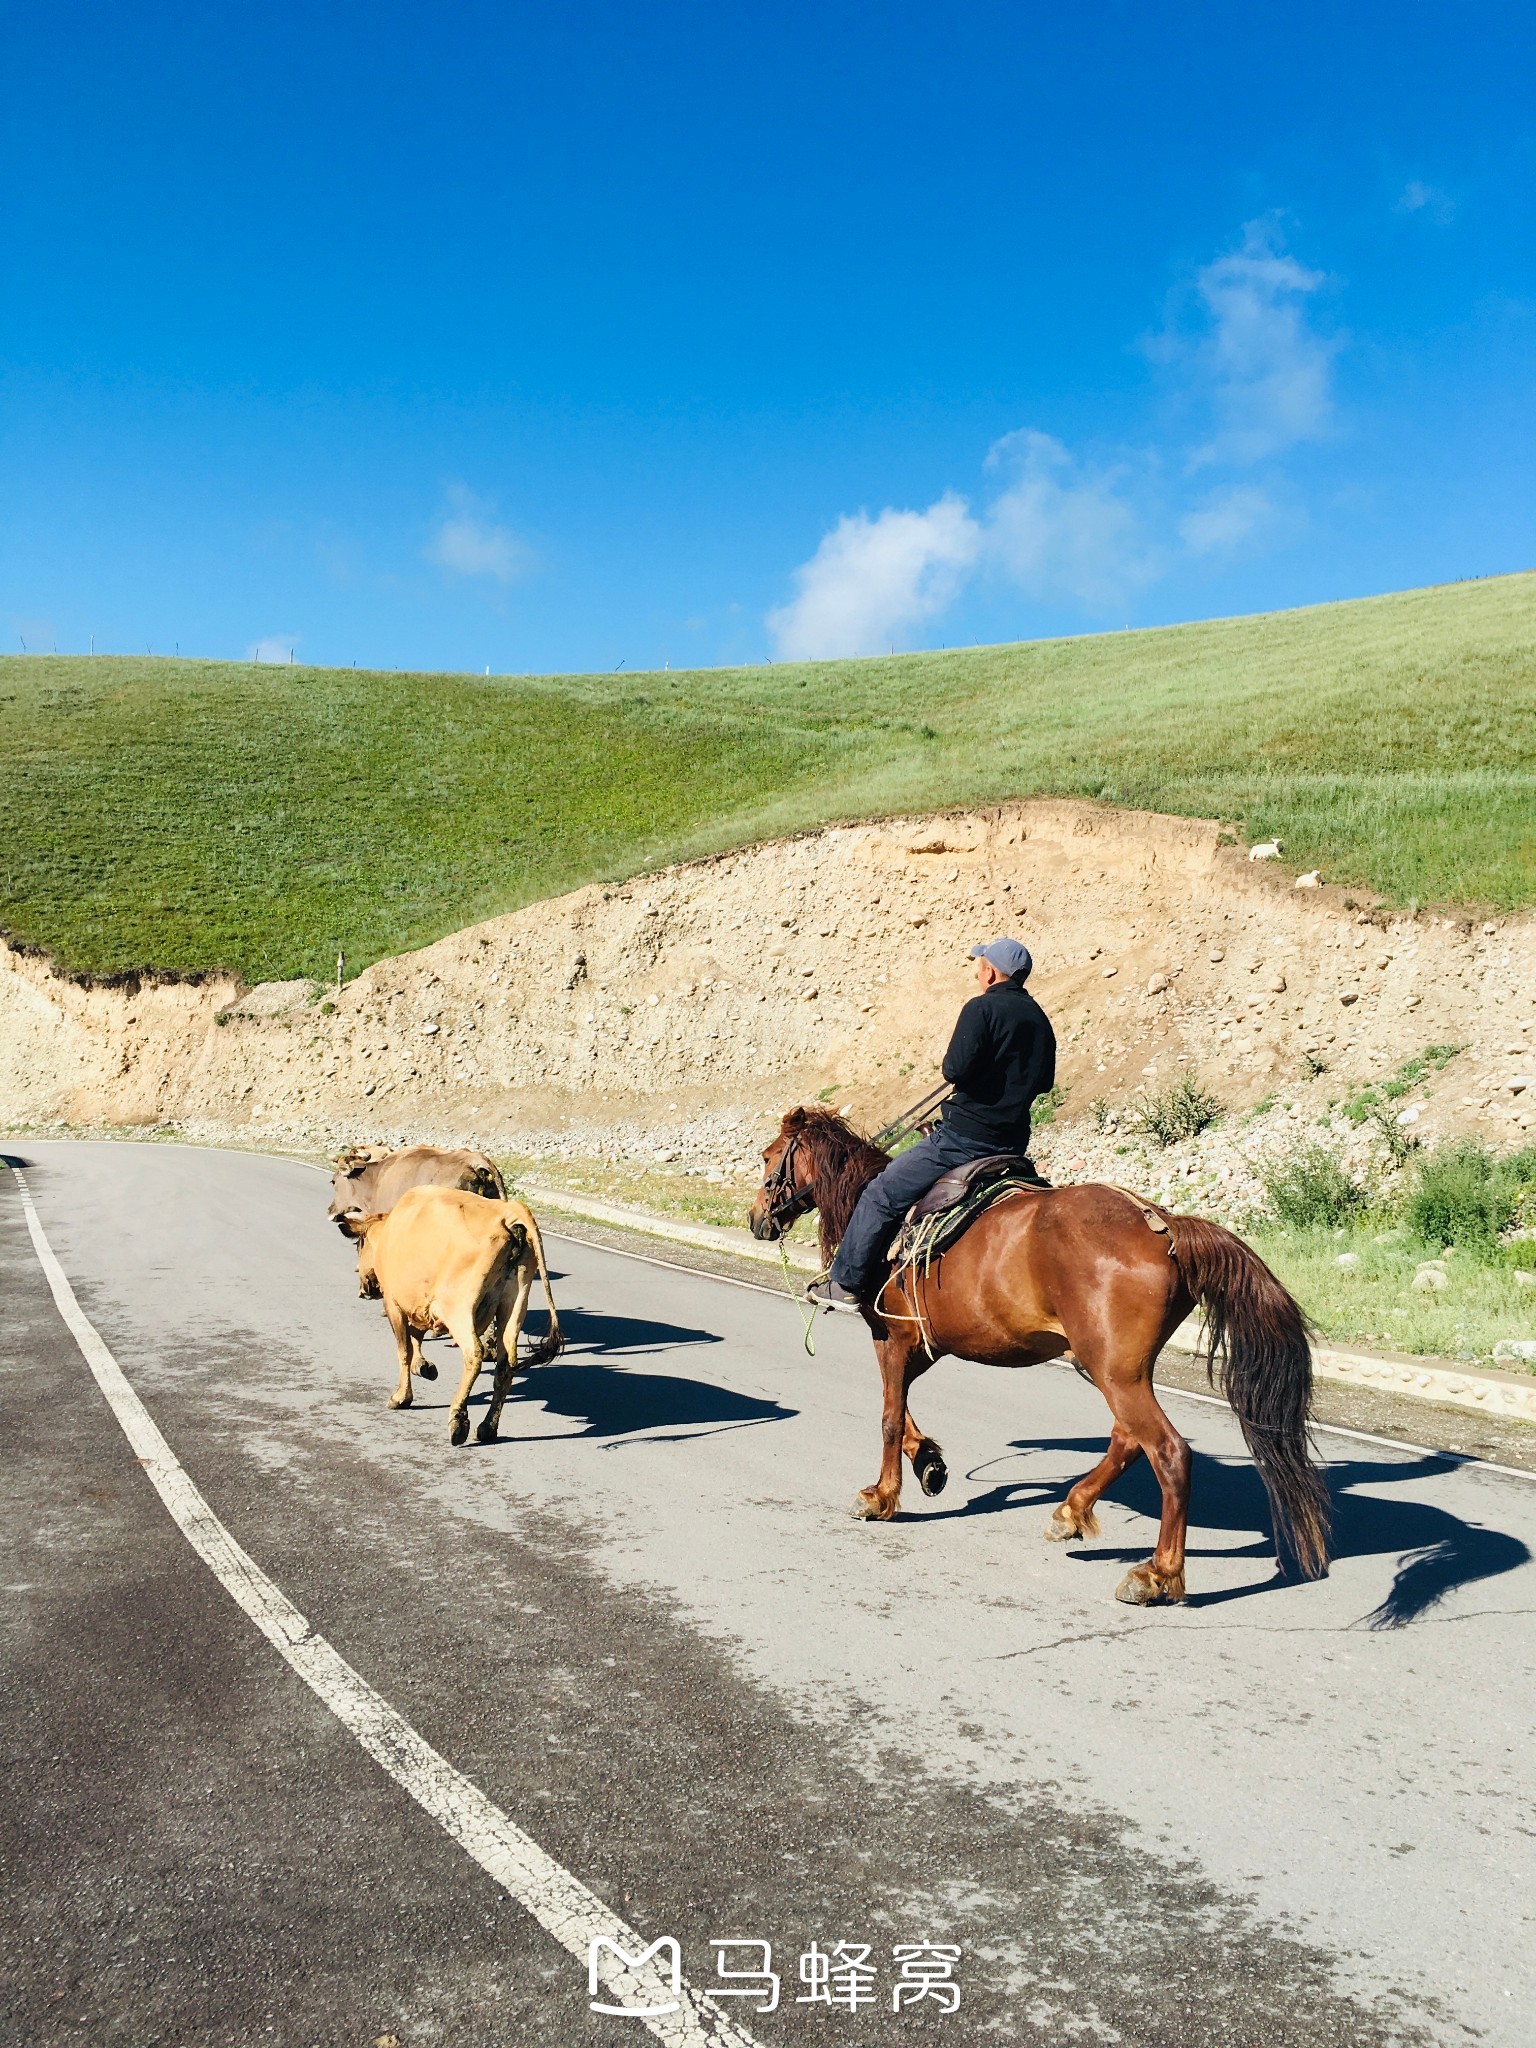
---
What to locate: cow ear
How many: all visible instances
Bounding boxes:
[336,1207,374,1239]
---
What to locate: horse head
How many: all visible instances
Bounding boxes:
[748,1106,888,1246]
[748,1108,817,1240]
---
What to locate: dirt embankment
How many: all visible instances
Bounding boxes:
[5,801,1535,1173]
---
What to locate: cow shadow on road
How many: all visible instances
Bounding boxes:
[454,1307,797,1444]
[496,1362,796,1443]
[936,1434,1531,1628]
[523,1303,721,1360]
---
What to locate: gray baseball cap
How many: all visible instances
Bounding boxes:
[970,937,1033,980]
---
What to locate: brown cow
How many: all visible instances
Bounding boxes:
[328,1143,505,1224]
[338,1186,563,1445]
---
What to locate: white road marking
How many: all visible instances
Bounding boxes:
[6,1163,763,2048]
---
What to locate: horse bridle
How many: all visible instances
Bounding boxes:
[759,1130,817,1235]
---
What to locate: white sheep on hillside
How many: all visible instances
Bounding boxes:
[1248,840,1283,861]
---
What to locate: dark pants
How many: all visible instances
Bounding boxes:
[829,1125,1001,1297]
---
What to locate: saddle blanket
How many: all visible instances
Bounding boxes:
[888,1154,1052,1273]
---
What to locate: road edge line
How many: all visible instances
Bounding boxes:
[4,1161,762,2048]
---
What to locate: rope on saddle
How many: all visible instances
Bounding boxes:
[887,1159,1053,1280]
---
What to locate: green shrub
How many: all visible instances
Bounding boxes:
[1343,1044,1465,1123]
[1133,1077,1222,1147]
[1032,1084,1067,1130]
[1408,1141,1536,1255]
[1359,1098,1420,1168]
[1262,1145,1369,1228]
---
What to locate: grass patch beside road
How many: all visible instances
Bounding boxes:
[1255,1224,1536,1367]
[3,569,1534,982]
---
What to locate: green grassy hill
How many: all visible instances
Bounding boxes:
[3,572,1533,983]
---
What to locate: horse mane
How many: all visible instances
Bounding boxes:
[785,1107,890,1262]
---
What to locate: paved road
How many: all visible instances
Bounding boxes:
[2,1140,1532,2048]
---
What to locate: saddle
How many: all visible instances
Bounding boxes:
[889,1153,1051,1272]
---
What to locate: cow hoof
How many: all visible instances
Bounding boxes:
[913,1445,948,1496]
[415,1360,438,1381]
[449,1411,470,1448]
[474,1418,499,1445]
[388,1393,412,1410]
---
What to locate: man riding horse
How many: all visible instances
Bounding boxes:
[751,941,1329,1602]
[810,936,1057,1308]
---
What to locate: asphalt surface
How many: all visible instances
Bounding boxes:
[2,1140,1533,2048]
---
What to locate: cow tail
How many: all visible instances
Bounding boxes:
[521,1213,564,1364]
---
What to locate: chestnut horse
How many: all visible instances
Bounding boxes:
[749,1108,1329,1603]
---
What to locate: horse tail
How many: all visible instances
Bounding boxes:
[1165,1213,1331,1580]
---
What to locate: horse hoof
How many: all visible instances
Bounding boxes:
[449,1412,470,1448]
[416,1360,438,1381]
[1115,1567,1186,1606]
[1044,1511,1079,1542]
[851,1492,895,1522]
[914,1446,948,1497]
[474,1417,498,1445]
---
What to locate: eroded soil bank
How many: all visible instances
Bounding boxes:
[6,800,1533,1181]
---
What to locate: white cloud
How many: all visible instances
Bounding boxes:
[766,218,1339,652]
[1186,219,1336,468]
[1396,179,1455,224]
[425,485,534,585]
[247,635,298,663]
[983,431,1161,606]
[766,493,981,659]
[1178,485,1276,556]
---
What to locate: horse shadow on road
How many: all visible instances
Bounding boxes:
[936,1435,1530,1629]
[458,1304,796,1445]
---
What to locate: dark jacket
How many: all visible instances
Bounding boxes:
[939,978,1056,1150]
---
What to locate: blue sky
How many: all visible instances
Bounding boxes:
[4,1,1533,673]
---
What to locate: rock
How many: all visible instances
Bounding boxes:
[1482,922,1498,936]
[1396,1105,1421,1124]
[1102,966,1118,978]
[421,1021,440,1035]
[1294,871,1322,889]
[1208,949,1225,963]
[1493,1338,1536,1361]
[1145,972,1171,995]
[1335,1253,1359,1270]
[1514,1272,1536,1290]
[1339,991,1359,1006]
[1375,954,1391,969]
[1265,973,1286,993]
[1507,1077,1533,1094]
[1412,1266,1449,1291]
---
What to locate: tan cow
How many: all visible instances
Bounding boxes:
[328,1143,505,1225]
[338,1186,564,1445]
